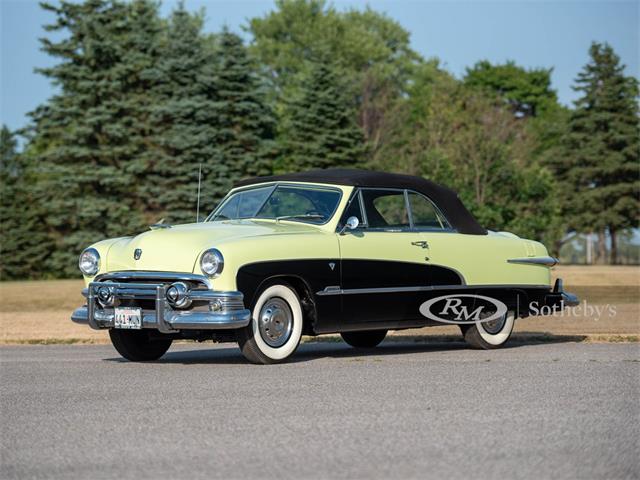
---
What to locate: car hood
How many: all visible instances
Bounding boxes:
[105,220,319,273]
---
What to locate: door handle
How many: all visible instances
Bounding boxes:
[411,241,429,249]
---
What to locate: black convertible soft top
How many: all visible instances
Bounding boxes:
[236,169,487,235]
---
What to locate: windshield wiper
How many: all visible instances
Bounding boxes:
[275,214,325,223]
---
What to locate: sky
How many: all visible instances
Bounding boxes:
[1,0,638,132]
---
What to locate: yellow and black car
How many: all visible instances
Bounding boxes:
[73,169,577,363]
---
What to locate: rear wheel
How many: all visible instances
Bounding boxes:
[109,329,173,361]
[341,330,387,349]
[460,311,515,349]
[236,283,303,364]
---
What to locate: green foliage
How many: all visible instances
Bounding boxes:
[0,126,54,279]
[206,28,276,207]
[279,58,366,172]
[464,60,557,117]
[248,0,417,92]
[560,42,639,246]
[29,0,162,276]
[142,5,218,223]
[248,0,420,156]
[372,63,560,243]
[143,9,275,222]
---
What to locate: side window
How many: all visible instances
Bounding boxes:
[361,190,410,230]
[408,192,450,230]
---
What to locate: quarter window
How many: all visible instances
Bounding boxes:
[341,192,364,225]
[408,192,450,230]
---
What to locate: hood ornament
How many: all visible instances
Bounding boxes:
[134,248,142,260]
[149,218,172,230]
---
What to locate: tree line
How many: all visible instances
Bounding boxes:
[1,0,638,279]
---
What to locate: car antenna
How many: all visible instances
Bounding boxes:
[196,163,202,223]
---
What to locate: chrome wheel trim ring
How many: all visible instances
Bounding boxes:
[258,297,294,348]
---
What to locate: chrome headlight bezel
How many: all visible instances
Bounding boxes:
[200,248,224,277]
[79,248,101,276]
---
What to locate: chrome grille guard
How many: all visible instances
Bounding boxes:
[71,271,251,332]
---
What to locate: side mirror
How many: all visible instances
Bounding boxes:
[339,216,360,235]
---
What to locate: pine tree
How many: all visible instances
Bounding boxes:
[146,21,276,222]
[144,5,222,223]
[561,42,639,263]
[208,28,276,205]
[281,58,366,172]
[29,0,163,276]
[0,126,53,279]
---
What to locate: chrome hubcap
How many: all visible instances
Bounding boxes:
[482,314,507,334]
[258,297,293,348]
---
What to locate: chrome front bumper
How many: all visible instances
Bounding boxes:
[71,281,251,332]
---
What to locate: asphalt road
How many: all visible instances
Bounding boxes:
[1,341,639,480]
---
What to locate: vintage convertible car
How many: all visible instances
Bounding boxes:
[72,169,577,363]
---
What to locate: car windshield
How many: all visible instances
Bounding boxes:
[208,185,341,225]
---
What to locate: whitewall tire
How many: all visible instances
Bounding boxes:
[237,284,303,364]
[461,311,515,349]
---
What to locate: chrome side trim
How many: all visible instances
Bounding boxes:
[94,271,213,289]
[316,284,551,296]
[507,257,559,267]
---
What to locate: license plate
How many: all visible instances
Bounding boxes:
[114,307,142,329]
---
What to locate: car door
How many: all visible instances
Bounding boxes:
[404,190,465,286]
[337,188,432,327]
[406,191,531,287]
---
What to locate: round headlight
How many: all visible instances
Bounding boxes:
[200,248,224,277]
[79,248,100,276]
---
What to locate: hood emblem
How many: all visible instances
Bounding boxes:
[329,262,335,271]
[134,248,142,260]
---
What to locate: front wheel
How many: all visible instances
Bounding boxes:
[341,330,387,349]
[109,329,173,361]
[236,284,303,364]
[460,311,515,349]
